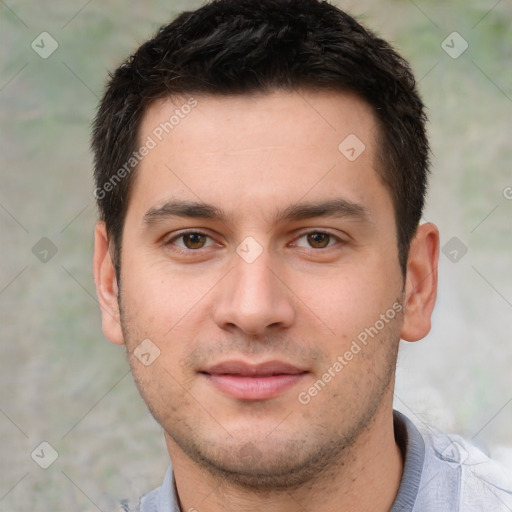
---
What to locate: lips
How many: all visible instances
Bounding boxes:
[200,360,308,400]
[204,360,306,376]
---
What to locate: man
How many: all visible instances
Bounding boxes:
[91,1,512,510]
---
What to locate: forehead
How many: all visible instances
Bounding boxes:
[129,89,388,223]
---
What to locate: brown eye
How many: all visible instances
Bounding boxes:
[182,233,208,249]
[307,233,331,248]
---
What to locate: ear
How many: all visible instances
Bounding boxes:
[400,222,439,342]
[93,221,124,345]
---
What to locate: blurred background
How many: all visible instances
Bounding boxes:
[1,0,511,510]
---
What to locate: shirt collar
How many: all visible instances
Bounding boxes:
[389,410,427,511]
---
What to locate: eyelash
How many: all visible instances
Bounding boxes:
[164,229,343,253]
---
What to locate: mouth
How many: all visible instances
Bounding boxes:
[199,360,309,401]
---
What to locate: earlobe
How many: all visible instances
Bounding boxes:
[93,221,125,345]
[400,222,439,342]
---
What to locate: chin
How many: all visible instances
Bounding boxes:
[171,428,352,491]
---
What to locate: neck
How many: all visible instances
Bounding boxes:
[166,403,403,512]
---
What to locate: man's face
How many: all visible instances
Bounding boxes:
[110,90,407,486]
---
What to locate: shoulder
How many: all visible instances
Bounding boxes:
[420,429,512,510]
[118,465,175,512]
[118,486,161,512]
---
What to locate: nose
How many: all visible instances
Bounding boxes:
[212,248,296,336]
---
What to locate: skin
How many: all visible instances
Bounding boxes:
[94,90,439,512]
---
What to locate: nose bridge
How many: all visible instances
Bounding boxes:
[213,246,295,334]
[234,249,275,303]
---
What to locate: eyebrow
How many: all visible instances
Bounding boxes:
[142,198,370,226]
[275,198,370,223]
[143,201,227,225]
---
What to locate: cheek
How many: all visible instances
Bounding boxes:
[119,259,221,386]
[119,271,200,420]
[120,255,209,335]
[127,350,195,432]
[293,258,401,345]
